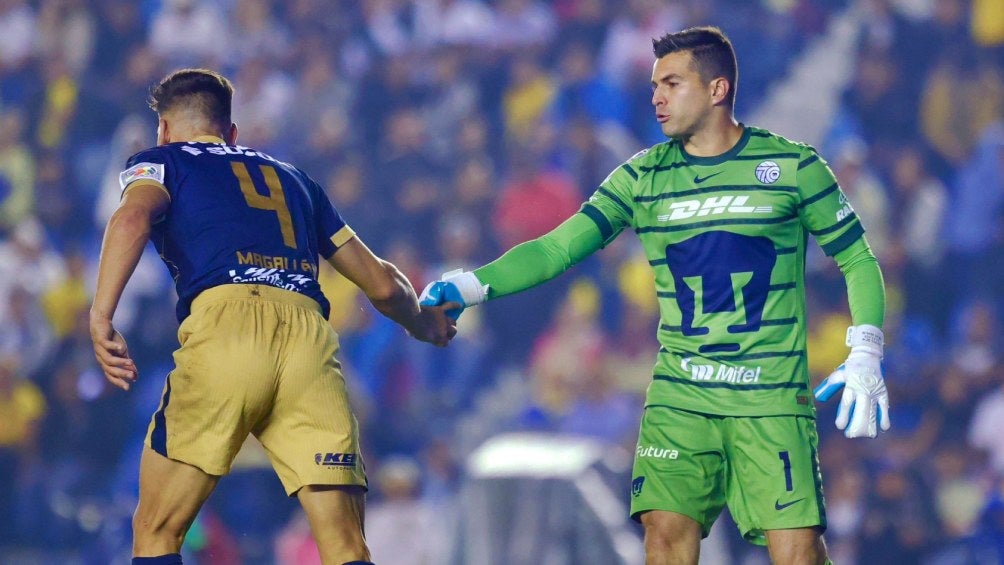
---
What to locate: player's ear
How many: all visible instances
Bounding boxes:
[226,122,238,145]
[157,117,170,145]
[710,77,731,106]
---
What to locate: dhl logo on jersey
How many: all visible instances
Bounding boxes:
[657,196,773,222]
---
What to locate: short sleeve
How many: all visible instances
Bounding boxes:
[120,148,172,201]
[307,175,355,258]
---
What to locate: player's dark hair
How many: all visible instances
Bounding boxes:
[148,68,234,130]
[652,26,738,107]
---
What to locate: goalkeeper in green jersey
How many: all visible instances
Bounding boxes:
[423,26,887,565]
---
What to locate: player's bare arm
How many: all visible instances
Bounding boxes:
[90,184,170,390]
[326,236,458,347]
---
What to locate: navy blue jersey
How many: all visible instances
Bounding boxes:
[120,137,354,321]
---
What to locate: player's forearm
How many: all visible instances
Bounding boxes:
[474,213,603,299]
[365,261,424,331]
[91,207,152,322]
[473,238,570,299]
[834,237,886,328]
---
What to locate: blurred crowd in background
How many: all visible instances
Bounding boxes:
[0,0,1001,563]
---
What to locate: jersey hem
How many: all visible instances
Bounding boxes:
[642,402,817,419]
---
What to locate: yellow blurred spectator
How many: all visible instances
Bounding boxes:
[921,48,1004,165]
[503,54,557,142]
[0,355,46,449]
[40,250,89,338]
[807,310,852,383]
[617,252,658,315]
[972,0,1004,46]
[0,108,35,231]
[37,58,80,150]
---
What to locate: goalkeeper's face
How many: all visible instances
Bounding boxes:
[650,51,716,139]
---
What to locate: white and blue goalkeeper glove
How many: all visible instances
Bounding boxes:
[418,269,489,321]
[813,324,890,439]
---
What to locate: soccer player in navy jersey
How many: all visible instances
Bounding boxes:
[90,68,457,565]
[422,27,888,564]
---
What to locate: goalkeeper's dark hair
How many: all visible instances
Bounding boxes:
[653,26,737,108]
[148,68,234,131]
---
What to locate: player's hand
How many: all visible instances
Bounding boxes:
[89,315,138,391]
[418,269,489,321]
[813,324,890,438]
[409,303,460,347]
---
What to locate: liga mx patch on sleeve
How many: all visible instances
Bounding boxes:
[119,162,165,191]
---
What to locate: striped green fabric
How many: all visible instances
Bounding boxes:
[584,126,865,417]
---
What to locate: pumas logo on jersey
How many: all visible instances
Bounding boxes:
[657,195,773,222]
[119,162,165,191]
[681,357,762,384]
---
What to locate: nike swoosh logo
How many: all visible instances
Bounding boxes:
[693,171,723,183]
[775,497,805,511]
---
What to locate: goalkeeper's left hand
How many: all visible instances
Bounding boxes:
[418,269,489,321]
[813,324,890,438]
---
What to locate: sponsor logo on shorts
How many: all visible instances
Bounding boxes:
[632,476,645,497]
[314,452,358,468]
[636,445,679,459]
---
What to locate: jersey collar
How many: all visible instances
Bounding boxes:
[189,135,227,144]
[680,125,751,166]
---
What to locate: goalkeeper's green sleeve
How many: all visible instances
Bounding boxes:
[473,213,605,299]
[834,236,886,327]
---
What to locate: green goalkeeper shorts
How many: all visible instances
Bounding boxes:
[630,406,826,546]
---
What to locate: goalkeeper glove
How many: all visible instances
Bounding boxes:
[813,324,890,439]
[418,269,489,321]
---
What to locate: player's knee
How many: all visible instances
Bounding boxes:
[308,513,369,563]
[132,509,189,548]
[640,511,700,562]
[766,528,827,565]
[316,529,369,563]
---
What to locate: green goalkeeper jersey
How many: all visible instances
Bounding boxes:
[582,126,864,418]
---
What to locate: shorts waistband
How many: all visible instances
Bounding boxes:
[191,284,322,315]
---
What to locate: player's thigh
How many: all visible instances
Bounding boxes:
[254,310,366,494]
[134,446,220,545]
[723,415,826,546]
[631,406,727,538]
[147,300,280,476]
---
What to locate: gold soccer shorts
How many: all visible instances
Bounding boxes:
[145,284,366,494]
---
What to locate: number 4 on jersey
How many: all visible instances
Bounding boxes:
[230,162,297,249]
